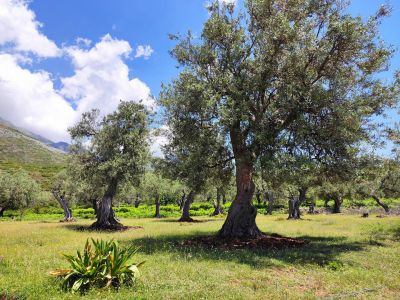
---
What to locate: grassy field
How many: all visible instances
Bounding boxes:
[0,214,399,299]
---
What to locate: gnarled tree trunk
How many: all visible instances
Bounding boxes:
[299,187,307,204]
[178,190,194,222]
[332,195,343,213]
[179,190,186,211]
[0,207,5,217]
[91,179,122,229]
[308,201,315,214]
[155,194,161,218]
[212,188,224,216]
[52,190,74,222]
[288,196,301,219]
[219,161,262,238]
[266,192,274,215]
[371,195,389,213]
[288,188,306,219]
[222,193,227,205]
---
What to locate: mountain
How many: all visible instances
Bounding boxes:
[50,141,70,152]
[0,121,67,190]
[0,117,69,152]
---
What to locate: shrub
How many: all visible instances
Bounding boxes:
[115,207,129,213]
[50,239,144,293]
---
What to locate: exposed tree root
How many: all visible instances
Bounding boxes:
[59,218,76,223]
[177,217,203,223]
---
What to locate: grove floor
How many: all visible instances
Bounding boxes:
[0,214,399,299]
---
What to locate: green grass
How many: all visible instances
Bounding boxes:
[2,202,226,220]
[4,197,400,221]
[0,213,399,299]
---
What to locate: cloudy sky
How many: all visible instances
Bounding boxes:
[0,0,399,155]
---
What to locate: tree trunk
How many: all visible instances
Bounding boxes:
[52,191,73,222]
[222,193,227,204]
[0,207,4,217]
[332,196,343,213]
[155,194,161,218]
[371,195,389,213]
[308,200,315,214]
[288,196,301,219]
[219,161,262,238]
[212,188,224,216]
[134,194,141,208]
[178,190,194,222]
[91,179,122,229]
[92,199,98,217]
[256,191,261,205]
[298,187,307,204]
[179,191,186,211]
[266,192,274,215]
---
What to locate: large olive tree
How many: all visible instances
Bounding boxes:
[69,101,150,229]
[162,0,399,238]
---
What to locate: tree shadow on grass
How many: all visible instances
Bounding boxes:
[153,218,218,223]
[392,226,400,241]
[123,233,372,269]
[63,223,143,232]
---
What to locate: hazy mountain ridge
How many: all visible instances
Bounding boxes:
[0,121,67,190]
[0,117,69,152]
[0,123,66,165]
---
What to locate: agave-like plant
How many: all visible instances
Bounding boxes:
[50,239,144,292]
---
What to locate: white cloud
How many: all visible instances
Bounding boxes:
[0,54,75,141]
[61,34,155,119]
[0,0,60,57]
[0,2,155,144]
[0,34,154,142]
[75,37,92,48]
[134,45,153,60]
[149,125,169,157]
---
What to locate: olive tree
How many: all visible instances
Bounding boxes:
[162,0,399,238]
[0,169,40,217]
[140,169,183,218]
[69,101,150,229]
[51,170,74,222]
[355,156,400,213]
[210,147,234,216]
[160,110,230,221]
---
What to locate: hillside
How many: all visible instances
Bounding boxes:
[0,123,67,190]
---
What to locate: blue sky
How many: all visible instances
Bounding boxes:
[28,0,400,95]
[29,0,211,95]
[0,0,399,155]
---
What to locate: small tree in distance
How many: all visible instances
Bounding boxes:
[0,169,40,218]
[51,170,74,222]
